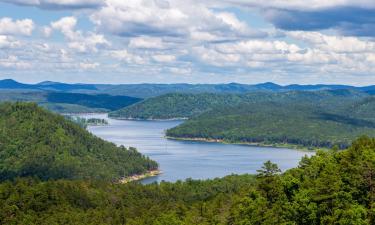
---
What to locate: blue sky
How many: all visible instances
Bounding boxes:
[0,0,374,85]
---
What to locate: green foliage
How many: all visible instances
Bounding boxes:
[0,175,255,224]
[166,92,375,148]
[0,102,157,181]
[1,137,375,224]
[111,90,367,120]
[109,93,247,119]
[228,136,375,224]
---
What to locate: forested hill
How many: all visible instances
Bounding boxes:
[1,137,375,224]
[109,93,247,119]
[0,103,157,181]
[110,90,368,120]
[166,100,375,149]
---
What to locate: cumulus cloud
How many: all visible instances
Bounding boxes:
[79,62,99,70]
[0,17,34,36]
[210,0,375,37]
[0,55,32,69]
[128,36,166,49]
[110,50,148,64]
[50,16,110,53]
[0,35,21,48]
[152,54,176,63]
[0,0,104,10]
[90,0,265,39]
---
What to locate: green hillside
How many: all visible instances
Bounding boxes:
[110,90,367,120]
[158,91,374,149]
[0,102,157,181]
[1,137,375,224]
[166,100,375,149]
[109,93,246,119]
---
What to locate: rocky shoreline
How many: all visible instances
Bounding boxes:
[119,170,162,184]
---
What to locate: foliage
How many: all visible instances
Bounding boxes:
[166,92,375,148]
[109,93,247,119]
[1,137,375,224]
[0,102,157,181]
[0,175,255,225]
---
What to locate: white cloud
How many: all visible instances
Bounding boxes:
[51,16,78,40]
[0,55,32,69]
[1,0,104,9]
[169,66,192,75]
[90,0,264,40]
[79,62,99,70]
[0,35,21,48]
[129,36,166,49]
[152,54,176,63]
[288,31,375,53]
[50,17,110,53]
[0,17,34,36]
[110,50,148,64]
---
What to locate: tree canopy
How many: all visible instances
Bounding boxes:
[0,102,157,181]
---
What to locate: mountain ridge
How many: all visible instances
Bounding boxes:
[1,79,374,98]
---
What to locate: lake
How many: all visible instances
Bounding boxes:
[81,114,314,184]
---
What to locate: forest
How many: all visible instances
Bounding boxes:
[0,102,157,181]
[1,136,375,224]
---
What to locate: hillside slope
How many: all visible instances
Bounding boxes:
[110,90,367,120]
[167,98,375,149]
[0,103,157,181]
[109,93,246,119]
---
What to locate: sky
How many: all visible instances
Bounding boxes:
[0,0,375,85]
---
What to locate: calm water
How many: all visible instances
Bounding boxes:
[81,114,314,184]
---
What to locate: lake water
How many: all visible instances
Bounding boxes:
[81,114,314,184]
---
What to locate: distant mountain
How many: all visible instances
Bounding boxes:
[0,79,97,92]
[0,79,374,98]
[0,79,34,89]
[0,90,142,113]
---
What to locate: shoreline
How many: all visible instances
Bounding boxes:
[165,136,323,152]
[108,116,188,121]
[119,170,162,184]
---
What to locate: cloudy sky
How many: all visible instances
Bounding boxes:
[0,0,374,85]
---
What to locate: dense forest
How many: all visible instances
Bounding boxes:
[1,137,375,224]
[166,101,375,149]
[109,93,247,119]
[0,103,157,181]
[111,90,368,120]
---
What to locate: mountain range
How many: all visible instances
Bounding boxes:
[1,79,374,98]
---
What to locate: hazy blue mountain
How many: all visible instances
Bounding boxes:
[0,90,142,113]
[0,79,34,89]
[0,79,374,98]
